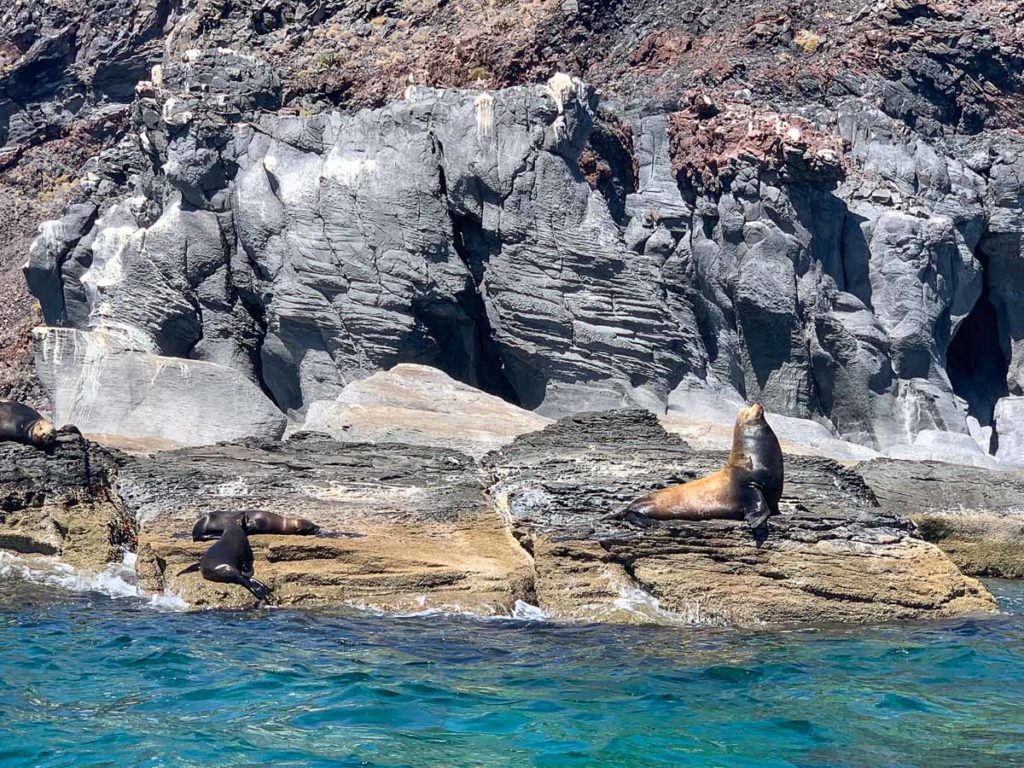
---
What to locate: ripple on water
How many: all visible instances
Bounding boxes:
[0,579,1023,766]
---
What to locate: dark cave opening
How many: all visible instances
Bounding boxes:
[946,256,1009,443]
[432,163,525,408]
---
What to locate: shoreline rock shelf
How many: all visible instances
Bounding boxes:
[859,459,1024,579]
[0,409,999,626]
[123,435,535,612]
[0,430,135,568]
[485,410,995,625]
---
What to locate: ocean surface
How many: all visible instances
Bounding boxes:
[1,559,1023,768]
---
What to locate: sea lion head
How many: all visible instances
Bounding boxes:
[737,402,766,427]
[729,402,776,468]
[29,418,57,448]
[291,518,320,535]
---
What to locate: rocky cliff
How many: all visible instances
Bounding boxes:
[5,0,1024,464]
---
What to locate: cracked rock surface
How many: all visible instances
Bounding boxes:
[0,407,997,623]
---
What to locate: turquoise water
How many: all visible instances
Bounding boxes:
[2,579,1024,767]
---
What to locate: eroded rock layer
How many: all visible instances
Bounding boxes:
[0,409,988,625]
[860,458,1024,578]
[15,43,1024,465]
[0,430,135,567]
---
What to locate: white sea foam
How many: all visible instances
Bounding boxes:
[0,551,187,611]
[510,600,549,621]
[355,596,549,623]
[612,583,727,627]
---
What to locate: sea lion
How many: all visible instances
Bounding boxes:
[0,400,57,449]
[178,517,271,601]
[191,510,320,541]
[609,403,783,530]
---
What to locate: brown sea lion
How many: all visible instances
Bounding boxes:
[609,403,783,529]
[0,400,57,449]
[192,510,320,541]
[178,517,271,601]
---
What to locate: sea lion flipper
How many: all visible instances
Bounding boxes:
[622,509,656,528]
[176,562,201,577]
[240,575,272,601]
[742,488,771,530]
[603,497,657,528]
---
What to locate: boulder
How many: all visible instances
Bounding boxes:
[33,327,286,448]
[858,458,1024,578]
[302,364,551,458]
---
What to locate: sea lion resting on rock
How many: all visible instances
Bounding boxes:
[610,403,783,529]
[178,517,271,601]
[0,400,57,449]
[192,510,320,541]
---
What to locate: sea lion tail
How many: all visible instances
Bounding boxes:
[176,562,201,577]
[240,575,272,601]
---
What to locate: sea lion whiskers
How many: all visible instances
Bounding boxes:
[28,418,57,447]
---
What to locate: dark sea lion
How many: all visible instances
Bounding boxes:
[0,400,57,449]
[191,510,320,541]
[178,517,271,601]
[609,403,783,530]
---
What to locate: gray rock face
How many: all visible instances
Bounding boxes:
[994,397,1024,465]
[33,327,286,447]
[22,49,1024,461]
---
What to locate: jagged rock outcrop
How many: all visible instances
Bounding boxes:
[18,36,1024,462]
[0,430,135,567]
[859,458,1024,578]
